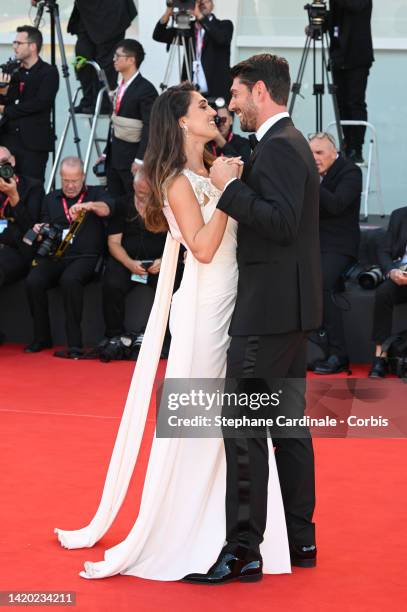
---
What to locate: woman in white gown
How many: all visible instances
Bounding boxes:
[55,83,291,580]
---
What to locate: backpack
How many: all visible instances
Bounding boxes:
[381,331,407,378]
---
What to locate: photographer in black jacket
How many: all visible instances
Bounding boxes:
[153,0,233,102]
[102,171,168,354]
[308,132,362,374]
[329,0,374,163]
[0,26,59,182]
[0,146,44,344]
[25,157,114,358]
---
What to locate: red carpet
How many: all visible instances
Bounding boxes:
[1,344,406,612]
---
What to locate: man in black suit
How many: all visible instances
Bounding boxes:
[0,146,44,344]
[0,26,59,181]
[369,207,407,377]
[185,54,322,584]
[67,0,137,113]
[103,39,158,197]
[308,132,362,375]
[329,0,374,163]
[153,0,233,102]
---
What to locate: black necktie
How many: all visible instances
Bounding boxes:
[248,133,258,151]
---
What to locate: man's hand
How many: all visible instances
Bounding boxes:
[193,1,204,20]
[131,161,143,175]
[0,72,11,94]
[33,222,46,233]
[389,269,407,286]
[131,260,148,276]
[0,176,19,205]
[209,156,244,191]
[147,259,161,274]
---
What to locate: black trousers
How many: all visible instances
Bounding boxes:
[106,164,134,198]
[0,132,48,182]
[321,251,355,357]
[372,279,407,344]
[223,332,315,556]
[75,28,125,108]
[102,255,159,338]
[0,245,31,286]
[25,256,98,347]
[332,66,370,153]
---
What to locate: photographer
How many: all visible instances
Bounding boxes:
[24,156,114,358]
[369,207,407,378]
[0,26,59,182]
[208,105,251,164]
[329,0,374,163]
[31,0,138,114]
[308,132,362,374]
[0,147,44,344]
[102,39,158,197]
[101,171,169,356]
[153,1,233,102]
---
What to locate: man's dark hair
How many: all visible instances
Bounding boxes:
[230,53,291,105]
[115,39,145,68]
[16,25,43,53]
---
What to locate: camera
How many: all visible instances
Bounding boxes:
[358,265,384,290]
[207,97,226,126]
[0,58,20,88]
[167,0,196,30]
[98,333,141,362]
[93,159,106,178]
[304,1,328,37]
[0,163,15,182]
[23,224,63,257]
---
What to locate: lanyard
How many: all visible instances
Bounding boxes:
[114,81,126,114]
[195,23,205,61]
[0,176,20,218]
[61,189,87,224]
[211,132,233,157]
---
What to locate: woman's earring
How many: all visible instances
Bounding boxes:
[182,124,189,136]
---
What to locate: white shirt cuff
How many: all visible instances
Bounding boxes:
[134,158,144,165]
[223,177,238,192]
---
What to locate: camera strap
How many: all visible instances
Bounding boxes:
[61,189,87,223]
[0,176,19,219]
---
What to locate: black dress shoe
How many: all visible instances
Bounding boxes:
[369,356,387,378]
[53,347,83,359]
[347,149,364,164]
[24,341,52,353]
[313,354,351,375]
[290,544,317,568]
[182,552,263,585]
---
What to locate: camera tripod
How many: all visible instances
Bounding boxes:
[289,23,344,149]
[160,28,196,91]
[34,0,82,161]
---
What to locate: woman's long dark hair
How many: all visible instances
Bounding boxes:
[143,82,213,233]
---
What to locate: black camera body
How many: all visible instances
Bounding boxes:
[0,58,20,88]
[358,265,384,290]
[0,163,15,183]
[207,96,226,126]
[23,224,64,257]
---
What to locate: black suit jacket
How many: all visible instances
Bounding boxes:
[68,0,137,45]
[0,58,59,152]
[378,207,407,275]
[329,0,374,69]
[319,155,362,258]
[106,74,158,171]
[152,14,233,101]
[217,117,322,335]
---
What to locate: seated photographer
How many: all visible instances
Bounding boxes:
[208,105,251,164]
[102,170,168,357]
[308,132,362,374]
[153,1,233,102]
[0,146,44,344]
[369,206,407,378]
[24,156,114,358]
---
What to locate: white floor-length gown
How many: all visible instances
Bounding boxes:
[55,169,291,580]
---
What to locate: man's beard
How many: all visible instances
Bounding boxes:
[237,103,258,132]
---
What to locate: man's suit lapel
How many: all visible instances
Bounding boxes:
[243,116,293,181]
[118,73,142,115]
